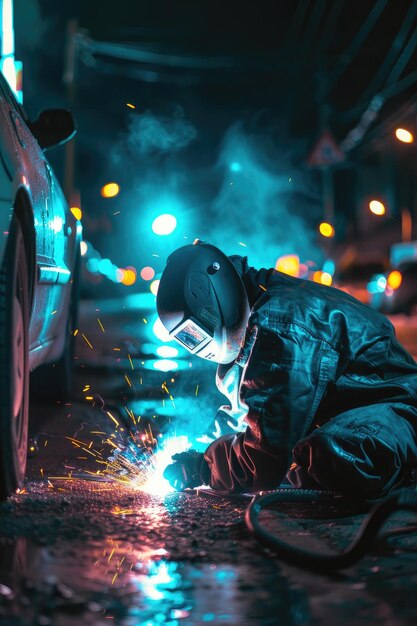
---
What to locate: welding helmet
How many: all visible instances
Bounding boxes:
[157,241,250,364]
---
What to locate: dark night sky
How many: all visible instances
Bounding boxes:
[13,0,417,282]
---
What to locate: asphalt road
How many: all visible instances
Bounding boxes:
[0,300,416,625]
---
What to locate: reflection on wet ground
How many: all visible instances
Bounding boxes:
[0,532,307,625]
[1,303,416,624]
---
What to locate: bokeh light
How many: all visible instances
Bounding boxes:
[395,128,414,143]
[319,222,335,238]
[275,254,300,277]
[116,268,125,283]
[150,279,160,296]
[140,266,156,281]
[152,316,173,342]
[320,272,333,286]
[153,359,179,372]
[121,267,137,286]
[100,182,120,198]
[230,161,242,172]
[70,206,82,220]
[387,270,402,289]
[80,241,88,256]
[156,345,179,358]
[369,200,386,215]
[152,214,177,235]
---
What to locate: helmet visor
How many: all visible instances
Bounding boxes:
[170,318,213,354]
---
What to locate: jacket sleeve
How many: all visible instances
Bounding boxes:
[204,323,336,492]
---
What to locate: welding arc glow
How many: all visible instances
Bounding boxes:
[141,435,191,496]
[152,214,177,235]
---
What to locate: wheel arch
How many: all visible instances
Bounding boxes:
[13,188,36,314]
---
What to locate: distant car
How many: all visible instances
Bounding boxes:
[333,260,387,304]
[0,72,79,499]
[371,261,417,316]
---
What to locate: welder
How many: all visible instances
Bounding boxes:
[158,241,417,497]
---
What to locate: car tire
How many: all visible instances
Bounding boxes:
[0,217,29,500]
[31,247,80,400]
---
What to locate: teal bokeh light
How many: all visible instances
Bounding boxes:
[229,161,242,172]
[156,345,179,358]
[152,213,177,235]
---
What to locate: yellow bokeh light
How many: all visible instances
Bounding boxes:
[70,206,82,220]
[369,200,386,216]
[313,271,322,283]
[387,270,402,290]
[150,279,160,296]
[121,269,136,286]
[319,222,335,238]
[100,182,120,198]
[320,272,332,286]
[275,254,300,277]
[395,128,414,144]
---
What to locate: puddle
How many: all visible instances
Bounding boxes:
[0,537,309,625]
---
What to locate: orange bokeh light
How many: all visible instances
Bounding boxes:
[387,270,402,290]
[121,267,137,286]
[100,182,120,198]
[70,206,82,220]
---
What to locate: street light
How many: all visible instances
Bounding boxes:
[395,128,414,144]
[369,200,386,216]
[318,222,335,238]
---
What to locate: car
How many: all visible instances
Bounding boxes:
[0,71,80,499]
[333,259,388,304]
[370,261,417,316]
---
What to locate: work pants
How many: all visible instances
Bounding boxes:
[286,402,417,498]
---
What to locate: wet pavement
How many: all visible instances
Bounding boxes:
[1,299,417,625]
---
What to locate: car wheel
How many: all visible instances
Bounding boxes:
[31,247,80,400]
[0,217,29,500]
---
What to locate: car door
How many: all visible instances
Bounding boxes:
[0,74,56,358]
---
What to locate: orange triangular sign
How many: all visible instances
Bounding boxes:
[307,129,345,167]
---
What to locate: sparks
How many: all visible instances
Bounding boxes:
[124,373,132,387]
[128,353,134,370]
[126,102,136,109]
[107,411,120,427]
[97,318,106,333]
[82,333,93,349]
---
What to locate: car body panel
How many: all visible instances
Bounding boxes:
[0,72,79,372]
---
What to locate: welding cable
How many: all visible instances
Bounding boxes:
[244,486,417,571]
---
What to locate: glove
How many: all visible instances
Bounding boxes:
[163,450,210,491]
